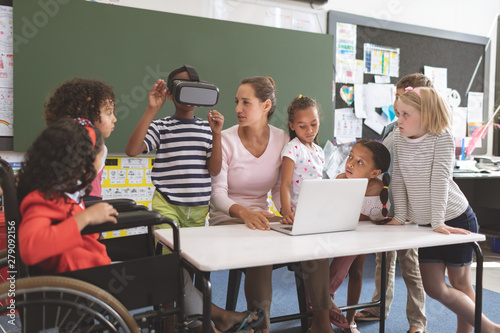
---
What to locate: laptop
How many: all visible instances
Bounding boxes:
[270,178,368,236]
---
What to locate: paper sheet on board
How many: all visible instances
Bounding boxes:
[0,53,13,88]
[0,87,12,136]
[451,107,467,146]
[334,108,362,140]
[467,92,484,123]
[336,59,364,84]
[357,83,395,133]
[424,65,448,91]
[363,43,400,77]
[336,22,356,60]
[0,6,13,54]
[354,84,366,118]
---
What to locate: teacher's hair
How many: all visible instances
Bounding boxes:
[240,76,277,120]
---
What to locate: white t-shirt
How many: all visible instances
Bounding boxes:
[281,137,324,211]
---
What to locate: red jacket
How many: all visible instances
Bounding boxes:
[19,190,111,274]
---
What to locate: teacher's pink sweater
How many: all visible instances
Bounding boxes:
[209,125,289,225]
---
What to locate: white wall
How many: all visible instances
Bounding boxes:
[323,0,498,38]
[90,0,498,37]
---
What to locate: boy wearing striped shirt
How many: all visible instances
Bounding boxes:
[126,65,224,235]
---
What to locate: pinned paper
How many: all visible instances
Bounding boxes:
[364,116,385,135]
[354,84,366,118]
[336,22,357,60]
[381,105,396,122]
[335,108,362,139]
[374,75,391,84]
[340,85,354,106]
[363,43,400,77]
[452,107,467,146]
[467,92,484,123]
[424,65,448,90]
[356,83,394,128]
[336,59,364,84]
[448,89,461,108]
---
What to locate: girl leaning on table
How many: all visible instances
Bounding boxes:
[384,86,500,332]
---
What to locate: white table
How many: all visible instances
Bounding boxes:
[156,221,486,332]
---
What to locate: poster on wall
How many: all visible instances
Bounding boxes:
[0,5,12,149]
[363,43,400,77]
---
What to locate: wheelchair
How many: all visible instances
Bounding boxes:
[0,157,212,333]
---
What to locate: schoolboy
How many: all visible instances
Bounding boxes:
[126,65,224,236]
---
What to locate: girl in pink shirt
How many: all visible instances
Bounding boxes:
[280,95,324,224]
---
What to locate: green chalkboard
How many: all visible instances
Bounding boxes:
[13,1,333,152]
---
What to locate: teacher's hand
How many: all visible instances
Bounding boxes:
[240,209,274,231]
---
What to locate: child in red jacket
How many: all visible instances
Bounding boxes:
[17,118,118,274]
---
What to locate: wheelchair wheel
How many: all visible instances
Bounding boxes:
[0,275,140,332]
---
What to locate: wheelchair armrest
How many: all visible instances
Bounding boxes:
[85,198,146,212]
[81,210,172,235]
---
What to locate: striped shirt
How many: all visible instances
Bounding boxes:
[392,128,468,229]
[144,115,212,207]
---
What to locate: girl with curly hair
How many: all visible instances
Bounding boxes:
[44,78,117,203]
[17,118,118,274]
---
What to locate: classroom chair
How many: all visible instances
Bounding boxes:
[0,157,211,333]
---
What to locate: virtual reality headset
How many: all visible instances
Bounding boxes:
[167,65,219,107]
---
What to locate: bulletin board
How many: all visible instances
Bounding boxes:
[328,11,492,155]
[13,1,334,153]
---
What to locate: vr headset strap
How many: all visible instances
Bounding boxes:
[183,65,200,82]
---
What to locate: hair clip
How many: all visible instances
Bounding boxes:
[383,186,389,189]
[404,86,421,97]
[382,205,387,209]
[74,118,94,127]
[74,117,96,148]
[298,94,302,99]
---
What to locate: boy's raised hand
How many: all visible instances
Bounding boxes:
[148,79,167,111]
[208,110,224,134]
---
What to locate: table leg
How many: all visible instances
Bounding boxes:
[338,252,387,333]
[472,241,483,332]
[379,252,386,333]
